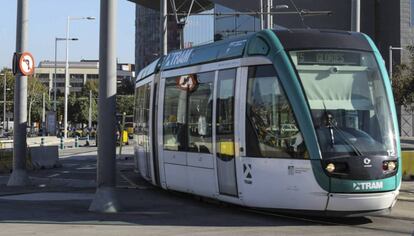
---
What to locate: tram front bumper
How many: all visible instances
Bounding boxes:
[326,190,399,212]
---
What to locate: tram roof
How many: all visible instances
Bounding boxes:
[136,34,252,81]
[136,29,373,82]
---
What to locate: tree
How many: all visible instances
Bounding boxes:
[392,46,414,109]
[0,69,49,128]
[67,94,98,126]
[0,68,16,120]
[81,79,99,96]
[116,95,134,116]
[28,75,50,128]
[117,79,134,95]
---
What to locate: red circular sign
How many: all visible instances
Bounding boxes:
[176,75,197,91]
[18,52,35,76]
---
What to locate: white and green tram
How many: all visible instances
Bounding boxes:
[133,29,401,216]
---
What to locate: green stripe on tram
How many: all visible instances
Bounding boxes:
[362,34,402,190]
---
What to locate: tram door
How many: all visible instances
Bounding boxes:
[215,69,238,196]
[135,81,153,180]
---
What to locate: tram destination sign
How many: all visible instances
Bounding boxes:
[297,51,361,66]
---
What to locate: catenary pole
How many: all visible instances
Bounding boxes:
[161,0,168,55]
[89,0,121,213]
[260,0,264,30]
[8,0,30,186]
[351,0,360,32]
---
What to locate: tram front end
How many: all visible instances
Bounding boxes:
[274,30,401,215]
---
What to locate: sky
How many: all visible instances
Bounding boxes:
[0,0,136,69]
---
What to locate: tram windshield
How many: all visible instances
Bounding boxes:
[289,50,396,159]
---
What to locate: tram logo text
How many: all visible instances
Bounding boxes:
[353,182,383,191]
[164,49,193,67]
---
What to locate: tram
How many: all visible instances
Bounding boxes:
[133,29,401,216]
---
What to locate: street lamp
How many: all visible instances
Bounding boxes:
[389,46,404,82]
[0,73,11,133]
[64,16,95,139]
[54,37,78,112]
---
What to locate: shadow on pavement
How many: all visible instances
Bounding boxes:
[0,152,375,228]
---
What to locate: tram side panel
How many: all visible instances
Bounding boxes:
[237,65,328,211]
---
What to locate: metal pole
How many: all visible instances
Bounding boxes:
[89,0,120,213]
[269,0,274,29]
[8,0,30,186]
[351,0,360,32]
[161,0,168,55]
[267,0,271,29]
[260,0,264,30]
[3,74,6,132]
[89,89,92,129]
[64,16,70,139]
[118,112,125,159]
[54,38,58,112]
[42,92,45,136]
[389,46,393,81]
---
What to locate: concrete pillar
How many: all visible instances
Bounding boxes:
[8,0,30,186]
[89,0,121,213]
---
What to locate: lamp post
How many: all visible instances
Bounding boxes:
[1,73,5,132]
[389,46,404,82]
[64,16,95,139]
[1,73,12,134]
[54,37,78,112]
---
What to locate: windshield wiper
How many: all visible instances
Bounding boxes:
[322,102,364,156]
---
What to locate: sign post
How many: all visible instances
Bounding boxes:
[8,0,32,187]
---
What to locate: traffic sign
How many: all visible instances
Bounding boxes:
[18,52,35,76]
[12,52,35,76]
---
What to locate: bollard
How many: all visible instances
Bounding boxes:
[75,136,79,148]
[60,137,64,149]
[40,137,45,146]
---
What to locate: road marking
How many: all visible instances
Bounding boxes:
[119,172,151,190]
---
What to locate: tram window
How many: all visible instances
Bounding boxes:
[135,84,151,147]
[216,69,236,158]
[187,72,214,154]
[246,65,307,159]
[163,72,214,153]
[163,78,187,151]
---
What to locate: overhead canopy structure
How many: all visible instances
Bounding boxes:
[128,0,214,13]
[127,0,260,13]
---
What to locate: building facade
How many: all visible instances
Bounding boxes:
[35,60,135,94]
[135,4,180,72]
[131,0,414,136]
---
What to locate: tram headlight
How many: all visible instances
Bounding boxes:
[326,163,335,173]
[383,161,397,171]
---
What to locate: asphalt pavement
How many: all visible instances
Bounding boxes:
[0,145,412,236]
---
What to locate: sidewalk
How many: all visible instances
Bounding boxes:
[399,181,414,202]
